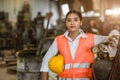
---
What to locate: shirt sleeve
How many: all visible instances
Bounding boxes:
[94,35,108,46]
[40,38,58,72]
[108,29,120,36]
[94,29,120,46]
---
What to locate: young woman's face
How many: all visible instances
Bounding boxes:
[65,13,82,32]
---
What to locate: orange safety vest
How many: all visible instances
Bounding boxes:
[56,33,94,79]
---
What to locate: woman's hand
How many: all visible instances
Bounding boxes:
[108,35,119,47]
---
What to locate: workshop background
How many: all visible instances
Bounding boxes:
[0,0,120,80]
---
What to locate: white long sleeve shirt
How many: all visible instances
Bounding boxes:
[40,29,109,72]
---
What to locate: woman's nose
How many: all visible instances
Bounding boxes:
[70,20,74,25]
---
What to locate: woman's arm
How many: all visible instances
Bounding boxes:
[41,72,48,80]
[94,35,108,46]
[94,29,120,46]
[40,39,58,80]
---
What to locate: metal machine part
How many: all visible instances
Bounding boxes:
[16,48,43,80]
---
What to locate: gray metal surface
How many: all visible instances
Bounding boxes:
[16,49,43,80]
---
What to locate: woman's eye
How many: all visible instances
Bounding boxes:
[66,19,71,22]
[66,18,79,22]
[74,19,78,21]
[74,18,79,21]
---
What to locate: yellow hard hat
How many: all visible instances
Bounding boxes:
[48,54,64,74]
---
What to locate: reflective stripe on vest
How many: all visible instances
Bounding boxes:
[59,77,90,80]
[65,63,91,69]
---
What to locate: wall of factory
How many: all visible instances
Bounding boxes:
[0,0,59,27]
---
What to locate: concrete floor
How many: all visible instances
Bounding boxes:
[0,66,17,80]
[0,49,17,80]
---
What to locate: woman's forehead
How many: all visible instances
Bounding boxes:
[67,13,79,18]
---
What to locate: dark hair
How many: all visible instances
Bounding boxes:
[65,10,82,21]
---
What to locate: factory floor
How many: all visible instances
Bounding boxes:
[0,66,17,80]
[0,49,17,80]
